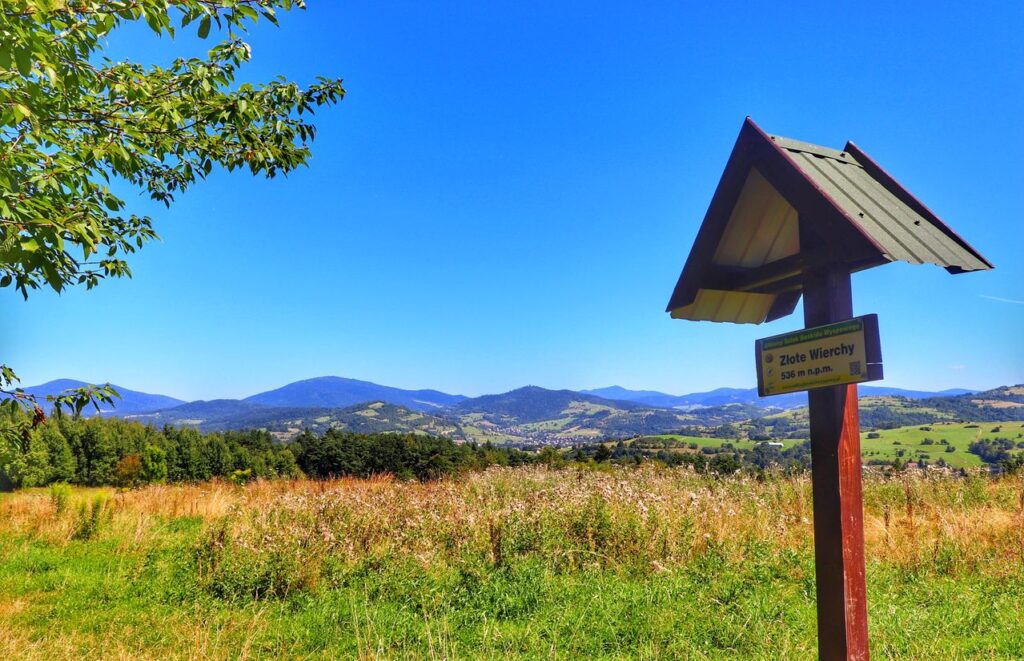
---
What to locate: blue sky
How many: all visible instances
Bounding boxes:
[4,1,1023,400]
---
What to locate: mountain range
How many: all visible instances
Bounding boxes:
[15,376,1016,445]
[581,385,977,410]
[21,377,975,416]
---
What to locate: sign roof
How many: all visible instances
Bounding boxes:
[666,118,993,324]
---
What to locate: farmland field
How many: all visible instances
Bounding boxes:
[645,421,1024,470]
[860,421,1024,469]
[2,467,1024,659]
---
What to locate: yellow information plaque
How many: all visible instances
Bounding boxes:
[755,314,882,397]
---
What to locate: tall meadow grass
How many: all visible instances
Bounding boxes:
[2,465,1023,658]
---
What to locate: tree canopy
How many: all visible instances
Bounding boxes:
[0,1,344,431]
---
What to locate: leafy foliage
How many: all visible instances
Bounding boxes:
[0,0,343,447]
[0,0,343,297]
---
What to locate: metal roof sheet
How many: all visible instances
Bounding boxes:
[771,135,991,272]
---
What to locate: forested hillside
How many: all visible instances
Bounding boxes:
[0,414,533,491]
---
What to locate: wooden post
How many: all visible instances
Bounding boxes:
[803,265,870,661]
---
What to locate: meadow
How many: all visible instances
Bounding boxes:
[860,421,1024,469]
[2,466,1024,659]
[649,421,1024,470]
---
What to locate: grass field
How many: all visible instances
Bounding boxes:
[861,421,1024,469]
[2,467,1024,658]
[645,422,1024,470]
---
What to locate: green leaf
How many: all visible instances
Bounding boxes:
[237,6,259,22]
[13,103,32,121]
[146,12,162,34]
[198,15,211,39]
[14,49,31,76]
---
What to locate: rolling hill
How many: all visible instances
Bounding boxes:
[13,379,185,414]
[244,376,465,412]
[447,386,764,445]
[745,385,1024,440]
[451,386,645,423]
[119,384,765,445]
[128,400,462,438]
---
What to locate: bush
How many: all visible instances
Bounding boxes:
[141,445,168,483]
[49,482,71,516]
[228,469,253,486]
[115,454,143,488]
[73,494,111,540]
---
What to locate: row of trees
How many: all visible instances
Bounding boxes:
[290,429,535,482]
[2,408,829,490]
[0,412,540,490]
[0,415,302,489]
[570,438,812,475]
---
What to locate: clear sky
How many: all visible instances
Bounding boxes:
[4,1,1023,400]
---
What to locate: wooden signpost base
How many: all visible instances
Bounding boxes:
[803,266,870,660]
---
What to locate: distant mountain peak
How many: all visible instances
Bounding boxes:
[243,375,465,412]
[17,379,185,415]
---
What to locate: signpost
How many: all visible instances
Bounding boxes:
[755,314,881,397]
[665,119,992,660]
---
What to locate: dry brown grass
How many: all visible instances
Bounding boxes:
[4,467,1021,577]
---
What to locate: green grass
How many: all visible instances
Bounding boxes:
[520,417,575,432]
[4,470,1024,658]
[860,421,1024,469]
[645,422,1024,469]
[458,423,519,444]
[3,529,1023,658]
